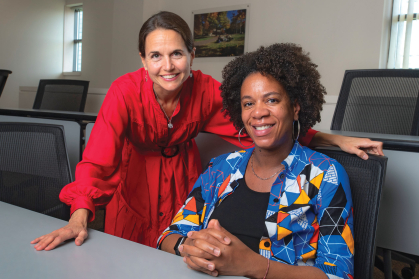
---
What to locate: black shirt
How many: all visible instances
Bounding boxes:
[208,178,270,253]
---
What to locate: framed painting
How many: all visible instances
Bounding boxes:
[192,5,250,58]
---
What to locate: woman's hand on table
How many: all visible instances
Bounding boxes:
[30,208,89,251]
[311,132,384,160]
[181,219,259,277]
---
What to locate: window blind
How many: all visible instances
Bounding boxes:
[387,0,419,69]
[73,7,83,72]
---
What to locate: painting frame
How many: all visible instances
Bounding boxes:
[191,4,250,58]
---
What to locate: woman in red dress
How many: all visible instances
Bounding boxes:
[31,11,383,250]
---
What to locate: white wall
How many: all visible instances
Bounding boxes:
[0,0,65,108]
[141,0,391,129]
[2,0,391,129]
[62,0,143,87]
[78,0,113,87]
[110,0,144,82]
[149,0,388,96]
[1,0,144,109]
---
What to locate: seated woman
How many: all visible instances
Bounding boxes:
[158,43,354,279]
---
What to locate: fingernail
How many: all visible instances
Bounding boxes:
[212,271,218,276]
[187,231,193,237]
[224,237,230,243]
[362,154,368,160]
[183,257,187,262]
[178,245,183,252]
[214,248,220,256]
[208,264,214,270]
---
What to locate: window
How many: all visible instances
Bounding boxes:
[387,0,419,69]
[63,4,83,74]
[73,7,83,72]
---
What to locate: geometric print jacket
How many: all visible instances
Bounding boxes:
[157,142,354,279]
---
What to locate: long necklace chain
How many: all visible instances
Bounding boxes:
[251,151,284,180]
[153,89,181,129]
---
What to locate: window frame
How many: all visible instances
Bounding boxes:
[63,3,83,75]
[73,7,83,72]
[387,0,419,69]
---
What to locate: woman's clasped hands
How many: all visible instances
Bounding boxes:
[179,219,264,278]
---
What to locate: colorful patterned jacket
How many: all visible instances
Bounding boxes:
[157,142,354,279]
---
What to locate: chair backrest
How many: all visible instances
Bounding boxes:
[316,148,387,279]
[33,79,89,112]
[0,70,12,98]
[331,69,419,135]
[194,132,241,169]
[0,115,81,179]
[0,123,72,220]
[85,122,94,145]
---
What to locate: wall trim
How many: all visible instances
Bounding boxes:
[324,95,338,104]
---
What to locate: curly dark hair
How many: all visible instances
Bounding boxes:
[220,43,326,137]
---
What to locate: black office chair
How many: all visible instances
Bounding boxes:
[0,123,72,220]
[331,69,419,278]
[33,79,89,112]
[331,69,419,135]
[0,69,12,98]
[316,148,388,279]
[194,132,241,169]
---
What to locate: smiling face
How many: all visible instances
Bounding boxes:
[241,72,300,151]
[140,29,195,95]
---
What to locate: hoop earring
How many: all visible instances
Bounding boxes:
[293,120,300,141]
[238,127,254,148]
[145,70,148,82]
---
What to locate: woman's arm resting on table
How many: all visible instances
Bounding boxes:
[30,208,89,251]
[310,132,384,160]
[32,82,130,252]
[59,82,130,224]
[183,220,327,279]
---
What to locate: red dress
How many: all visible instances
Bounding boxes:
[59,68,317,247]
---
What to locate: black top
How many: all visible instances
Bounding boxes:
[209,178,270,253]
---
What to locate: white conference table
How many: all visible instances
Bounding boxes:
[318,130,419,256]
[0,202,243,279]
